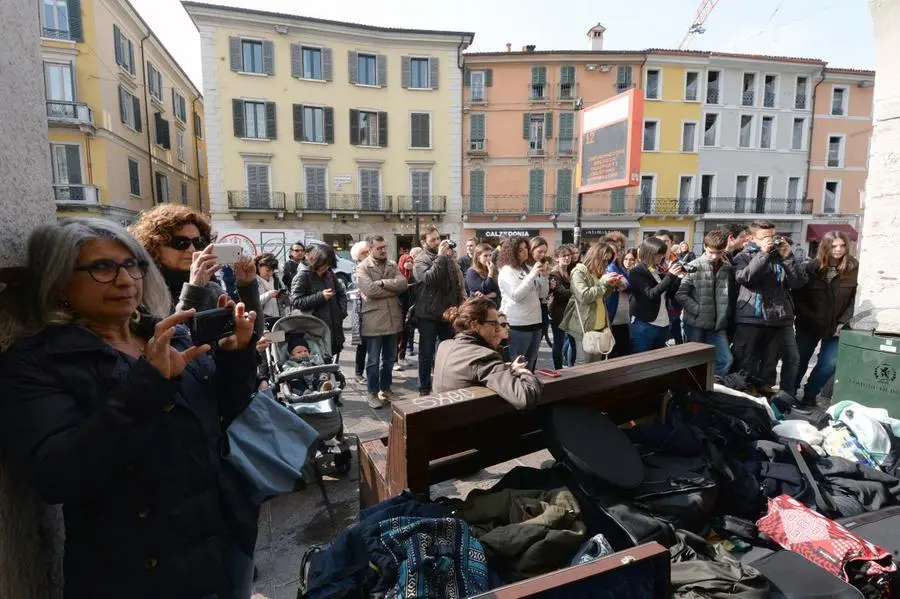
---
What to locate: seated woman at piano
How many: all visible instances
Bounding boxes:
[433,297,542,410]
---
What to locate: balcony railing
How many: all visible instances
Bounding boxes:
[795,94,808,110]
[558,82,577,101]
[764,91,776,108]
[46,101,93,126]
[557,138,575,156]
[396,195,447,213]
[227,191,286,211]
[468,138,487,155]
[616,82,636,93]
[42,27,74,40]
[464,194,562,215]
[527,145,547,157]
[741,90,755,106]
[694,196,813,215]
[53,184,99,204]
[293,192,394,213]
[529,83,548,102]
[706,87,720,104]
[637,197,698,215]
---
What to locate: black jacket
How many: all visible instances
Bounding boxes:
[282,258,301,290]
[628,263,682,324]
[793,259,858,339]
[733,243,808,327]
[290,263,348,353]
[413,249,464,321]
[0,318,259,599]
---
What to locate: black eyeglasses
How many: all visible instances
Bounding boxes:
[75,258,148,283]
[168,235,209,251]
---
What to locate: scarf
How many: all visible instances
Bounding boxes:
[159,265,190,308]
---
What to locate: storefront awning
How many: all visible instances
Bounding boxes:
[806,224,858,241]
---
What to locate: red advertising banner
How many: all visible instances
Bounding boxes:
[577,88,644,194]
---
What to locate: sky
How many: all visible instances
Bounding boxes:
[131,0,874,90]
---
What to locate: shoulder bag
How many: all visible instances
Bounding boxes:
[573,286,615,356]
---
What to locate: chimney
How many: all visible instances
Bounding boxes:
[587,23,606,51]
[524,44,536,53]
[506,43,512,52]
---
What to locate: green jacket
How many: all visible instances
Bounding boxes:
[559,263,613,340]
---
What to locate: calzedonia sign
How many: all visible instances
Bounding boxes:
[482,229,541,238]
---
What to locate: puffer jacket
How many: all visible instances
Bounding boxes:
[0,316,259,599]
[413,249,464,321]
[733,242,808,326]
[560,264,613,340]
[290,263,348,352]
[675,255,733,331]
[356,256,408,337]
[433,332,542,411]
[793,258,858,339]
[547,269,572,325]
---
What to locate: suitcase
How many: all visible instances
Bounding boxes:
[838,506,900,597]
[745,550,864,599]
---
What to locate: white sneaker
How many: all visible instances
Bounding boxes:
[366,392,383,409]
[379,390,398,404]
[393,362,403,371]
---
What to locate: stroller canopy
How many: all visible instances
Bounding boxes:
[272,314,333,358]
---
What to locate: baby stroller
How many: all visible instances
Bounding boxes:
[266,313,351,475]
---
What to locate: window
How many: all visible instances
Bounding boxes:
[304,165,328,210]
[50,144,83,201]
[760,116,774,149]
[703,113,719,146]
[358,53,377,86]
[700,174,715,206]
[531,66,547,100]
[639,175,655,211]
[128,159,140,196]
[742,73,756,106]
[736,175,749,200]
[739,115,753,148]
[176,130,184,161]
[147,63,163,102]
[763,74,777,108]
[410,112,431,148]
[245,164,270,208]
[350,109,386,147]
[180,182,188,205]
[528,169,545,213]
[678,176,694,207]
[787,177,801,201]
[616,66,633,92]
[706,71,720,104]
[827,135,844,167]
[681,122,697,152]
[528,113,545,154]
[642,120,658,151]
[831,87,848,116]
[410,170,432,209]
[154,172,169,203]
[792,118,805,150]
[173,91,187,122]
[559,65,576,99]
[469,170,485,212]
[44,62,73,103]
[684,71,699,101]
[470,70,486,101]
[470,113,485,151]
[43,0,69,37]
[795,76,809,109]
[645,69,661,100]
[303,106,325,143]
[194,113,202,138]
[610,188,626,213]
[118,85,141,131]
[756,176,769,201]
[556,169,572,212]
[558,112,575,154]
[242,40,263,74]
[359,110,378,146]
[243,101,267,139]
[359,168,381,210]
[824,180,839,213]
[302,47,322,79]
[154,113,171,149]
[113,25,136,76]
[410,57,430,89]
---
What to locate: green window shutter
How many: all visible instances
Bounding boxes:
[544,112,553,138]
[262,41,275,75]
[469,170,485,212]
[561,65,574,85]
[322,47,333,81]
[485,69,493,87]
[377,54,387,87]
[114,25,122,66]
[522,113,530,139]
[528,169,545,212]
[290,44,301,78]
[471,113,485,139]
[347,51,358,84]
[133,96,141,131]
[560,112,574,138]
[232,99,245,137]
[401,56,411,89]
[324,107,334,144]
[429,57,439,89]
[265,102,277,139]
[292,104,303,141]
[377,111,388,147]
[556,169,572,212]
[229,37,241,71]
[531,66,541,85]
[68,0,83,41]
[118,86,126,124]
[349,109,359,144]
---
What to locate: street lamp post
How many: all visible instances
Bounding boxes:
[414,198,420,244]
[573,97,585,249]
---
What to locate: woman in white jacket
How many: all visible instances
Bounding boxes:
[255,252,285,328]
[497,236,549,371]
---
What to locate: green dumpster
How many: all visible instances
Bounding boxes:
[835,330,900,418]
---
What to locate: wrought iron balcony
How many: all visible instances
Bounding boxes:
[741,90,755,106]
[42,27,74,40]
[557,138,576,156]
[795,94,808,110]
[293,192,393,213]
[396,195,447,213]
[467,138,487,156]
[558,82,578,102]
[694,196,813,215]
[227,191,286,211]
[47,101,93,126]
[53,184,99,204]
[637,197,697,216]
[463,194,563,215]
[616,82,636,93]
[529,83,548,102]
[764,91,777,108]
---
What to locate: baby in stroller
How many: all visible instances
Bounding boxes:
[282,334,333,396]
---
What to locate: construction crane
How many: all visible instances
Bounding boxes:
[677,0,721,49]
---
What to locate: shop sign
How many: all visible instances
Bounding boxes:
[482,229,541,238]
[578,89,644,194]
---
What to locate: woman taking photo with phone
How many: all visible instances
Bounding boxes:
[497,236,549,372]
[629,237,684,353]
[465,243,501,305]
[560,242,619,364]
[0,218,260,598]
[254,252,286,329]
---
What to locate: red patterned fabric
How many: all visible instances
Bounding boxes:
[757,495,896,595]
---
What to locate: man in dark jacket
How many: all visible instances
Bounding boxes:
[458,237,477,273]
[718,223,750,343]
[732,220,808,396]
[675,229,733,376]
[413,225,464,396]
[281,241,306,289]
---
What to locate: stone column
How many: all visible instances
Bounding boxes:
[0,0,63,597]
[856,1,900,333]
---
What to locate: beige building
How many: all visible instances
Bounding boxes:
[183,2,473,260]
[40,0,206,224]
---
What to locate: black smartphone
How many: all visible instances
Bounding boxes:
[189,308,236,347]
[277,289,288,298]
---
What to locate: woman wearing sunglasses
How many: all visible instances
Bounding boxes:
[131,205,262,335]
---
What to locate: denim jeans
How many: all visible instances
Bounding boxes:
[417,318,451,393]
[630,319,669,353]
[562,334,577,366]
[684,324,733,377]
[364,334,398,394]
[509,327,542,371]
[551,321,575,369]
[795,328,840,400]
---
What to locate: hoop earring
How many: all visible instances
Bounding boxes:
[131,309,141,326]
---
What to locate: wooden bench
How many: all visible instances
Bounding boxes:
[360,343,715,506]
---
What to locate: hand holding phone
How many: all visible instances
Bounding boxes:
[188,307,236,347]
[322,288,336,300]
[211,243,243,266]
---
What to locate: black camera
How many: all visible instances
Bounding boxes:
[188,307,236,347]
[446,240,457,250]
[773,236,785,247]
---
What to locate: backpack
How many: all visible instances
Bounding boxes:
[667,389,775,454]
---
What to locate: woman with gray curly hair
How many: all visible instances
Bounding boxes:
[0,218,260,598]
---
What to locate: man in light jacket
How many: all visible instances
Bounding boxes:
[675,229,733,377]
[356,235,408,408]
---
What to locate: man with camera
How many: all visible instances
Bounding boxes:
[732,220,808,397]
[413,226,465,396]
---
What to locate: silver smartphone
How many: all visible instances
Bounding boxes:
[264,330,286,343]
[211,243,243,265]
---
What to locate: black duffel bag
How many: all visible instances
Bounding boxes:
[667,388,775,454]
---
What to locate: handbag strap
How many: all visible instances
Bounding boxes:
[786,440,835,515]
[573,274,610,335]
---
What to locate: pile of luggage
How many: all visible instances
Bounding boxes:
[299,387,900,598]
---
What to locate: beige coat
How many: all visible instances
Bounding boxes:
[356,256,408,337]
[433,332,542,411]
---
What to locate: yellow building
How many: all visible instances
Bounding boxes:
[637,52,707,244]
[40,0,206,224]
[183,2,473,259]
